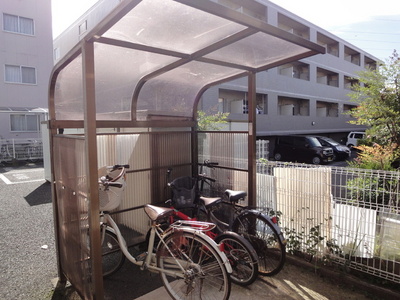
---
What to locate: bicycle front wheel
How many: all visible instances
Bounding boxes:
[232,212,285,276]
[214,231,258,286]
[101,229,125,277]
[157,231,231,300]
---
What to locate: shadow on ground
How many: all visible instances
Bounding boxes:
[25,181,52,206]
[49,255,400,300]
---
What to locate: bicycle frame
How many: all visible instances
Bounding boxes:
[196,161,286,245]
[101,212,232,276]
[168,208,220,239]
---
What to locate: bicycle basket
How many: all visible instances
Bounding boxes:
[98,167,126,211]
[170,176,196,209]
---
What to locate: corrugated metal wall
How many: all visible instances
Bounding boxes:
[96,131,192,242]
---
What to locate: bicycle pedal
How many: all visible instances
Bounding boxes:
[136,252,147,261]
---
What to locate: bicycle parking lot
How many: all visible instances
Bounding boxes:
[0,163,397,300]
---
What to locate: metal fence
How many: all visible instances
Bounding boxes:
[257,161,400,284]
[196,131,400,283]
[0,138,43,162]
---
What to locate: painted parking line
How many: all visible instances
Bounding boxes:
[0,168,45,184]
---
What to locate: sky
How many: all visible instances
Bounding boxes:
[52,0,400,61]
[269,0,400,61]
[51,0,98,37]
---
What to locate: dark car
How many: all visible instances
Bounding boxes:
[314,136,351,161]
[273,135,334,165]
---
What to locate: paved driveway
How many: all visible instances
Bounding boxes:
[0,162,56,300]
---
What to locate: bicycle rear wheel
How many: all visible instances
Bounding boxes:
[101,229,125,277]
[157,231,231,300]
[214,231,258,286]
[232,212,285,276]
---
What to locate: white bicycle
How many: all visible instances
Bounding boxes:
[98,165,232,300]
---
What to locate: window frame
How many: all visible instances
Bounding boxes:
[4,64,37,85]
[3,13,35,36]
[10,114,41,132]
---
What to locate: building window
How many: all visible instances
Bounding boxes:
[344,76,359,90]
[344,46,360,66]
[317,67,339,87]
[220,89,267,115]
[343,104,357,118]
[54,47,60,61]
[5,65,37,84]
[317,32,339,57]
[10,114,40,132]
[278,96,309,116]
[316,101,338,117]
[364,56,377,70]
[278,61,309,80]
[215,0,267,21]
[278,13,310,40]
[79,20,87,35]
[3,13,34,35]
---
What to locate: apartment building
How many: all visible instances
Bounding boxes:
[0,0,53,141]
[53,0,376,144]
[199,0,377,143]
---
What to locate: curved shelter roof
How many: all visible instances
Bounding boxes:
[49,0,325,127]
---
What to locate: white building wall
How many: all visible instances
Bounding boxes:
[0,0,53,139]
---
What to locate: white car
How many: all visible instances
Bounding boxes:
[346,131,365,148]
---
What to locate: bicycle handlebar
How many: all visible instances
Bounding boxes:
[109,164,130,171]
[99,164,129,189]
[202,160,219,168]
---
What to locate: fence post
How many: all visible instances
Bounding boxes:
[247,72,256,207]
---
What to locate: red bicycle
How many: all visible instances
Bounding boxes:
[170,161,286,277]
[147,171,259,286]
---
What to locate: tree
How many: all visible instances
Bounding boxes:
[197,110,229,131]
[349,50,400,147]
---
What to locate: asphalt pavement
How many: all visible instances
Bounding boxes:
[1,160,398,300]
[0,162,56,300]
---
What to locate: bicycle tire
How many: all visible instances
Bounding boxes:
[157,231,231,300]
[214,231,259,286]
[232,212,286,276]
[101,229,125,277]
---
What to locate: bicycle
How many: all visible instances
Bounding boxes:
[98,164,232,300]
[165,170,259,286]
[0,137,14,163]
[25,139,42,162]
[176,160,286,277]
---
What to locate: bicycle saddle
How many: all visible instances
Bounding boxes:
[144,204,174,221]
[199,196,222,208]
[225,189,247,203]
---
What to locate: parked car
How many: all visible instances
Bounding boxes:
[314,136,351,161]
[273,135,334,165]
[346,131,365,148]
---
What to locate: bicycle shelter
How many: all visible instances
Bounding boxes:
[48,1,325,299]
